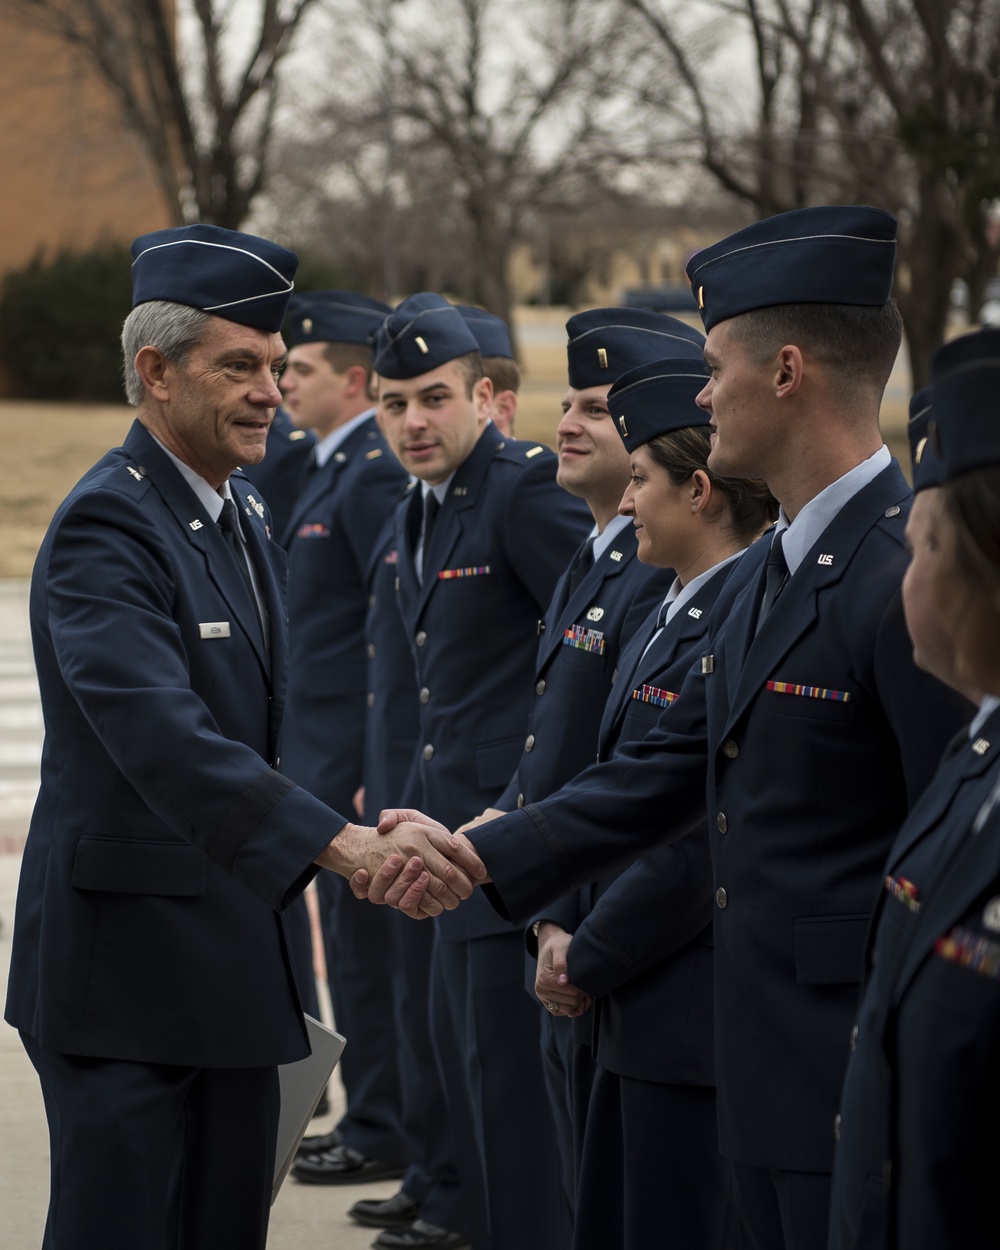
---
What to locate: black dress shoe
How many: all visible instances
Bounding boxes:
[373,1220,471,1249]
[349,1190,422,1228]
[291,1143,406,1186]
[296,1126,343,1156]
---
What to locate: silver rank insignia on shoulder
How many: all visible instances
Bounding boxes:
[973,738,991,756]
[701,654,715,674]
[818,553,834,566]
[199,621,231,639]
[983,897,1000,932]
[526,446,544,459]
[587,607,604,622]
[610,550,623,562]
[126,465,145,481]
[189,519,204,531]
[688,607,703,619]
[247,495,265,519]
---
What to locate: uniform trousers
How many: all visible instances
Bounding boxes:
[315,870,407,1162]
[575,1066,740,1250]
[389,910,469,1233]
[730,1162,831,1250]
[538,1009,595,1250]
[22,1032,278,1250]
[430,933,563,1250]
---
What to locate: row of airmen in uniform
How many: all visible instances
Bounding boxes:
[7,206,1000,1250]
[244,203,1000,1250]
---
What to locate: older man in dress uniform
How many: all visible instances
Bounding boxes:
[4,227,483,1250]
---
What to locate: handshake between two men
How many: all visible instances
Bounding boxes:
[318,807,593,1021]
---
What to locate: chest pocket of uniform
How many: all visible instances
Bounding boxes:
[764,682,856,723]
[475,736,524,790]
[71,836,206,896]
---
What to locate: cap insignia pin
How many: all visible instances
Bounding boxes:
[302,317,313,335]
[415,335,429,354]
[597,348,608,369]
[619,414,629,437]
[914,436,927,465]
[698,286,705,309]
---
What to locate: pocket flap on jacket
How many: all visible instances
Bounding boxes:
[71,836,206,896]
[475,736,524,791]
[793,914,868,985]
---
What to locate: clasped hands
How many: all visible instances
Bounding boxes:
[534,921,591,1018]
[318,808,492,919]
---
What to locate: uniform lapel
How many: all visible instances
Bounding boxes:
[722,465,910,736]
[536,537,635,672]
[124,423,270,679]
[280,415,377,547]
[414,424,504,620]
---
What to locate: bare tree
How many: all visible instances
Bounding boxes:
[0,0,320,227]
[618,0,1000,386]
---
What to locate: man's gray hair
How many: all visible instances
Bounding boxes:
[121,301,214,406]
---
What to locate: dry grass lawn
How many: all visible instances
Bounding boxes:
[0,306,910,579]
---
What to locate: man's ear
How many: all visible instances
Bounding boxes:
[774,344,804,398]
[134,346,172,400]
[473,375,494,421]
[492,389,518,438]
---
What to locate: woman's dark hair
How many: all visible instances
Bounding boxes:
[644,425,778,542]
[942,466,1000,587]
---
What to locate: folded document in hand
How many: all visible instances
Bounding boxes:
[272,1015,346,1203]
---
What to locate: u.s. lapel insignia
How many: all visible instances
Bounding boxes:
[587,607,604,622]
[453,486,468,496]
[609,550,623,562]
[247,495,265,519]
[983,897,1000,933]
[189,519,204,531]
[817,553,834,566]
[688,607,703,618]
[973,738,991,756]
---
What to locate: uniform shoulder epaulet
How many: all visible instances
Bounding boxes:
[495,438,554,468]
[117,460,152,497]
[875,498,910,545]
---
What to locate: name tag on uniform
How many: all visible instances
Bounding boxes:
[199,622,231,639]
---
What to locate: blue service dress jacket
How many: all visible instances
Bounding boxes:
[4,421,349,1068]
[471,460,969,1171]
[393,421,592,943]
[829,708,1000,1250]
[567,560,737,1086]
[280,414,408,811]
[243,406,315,544]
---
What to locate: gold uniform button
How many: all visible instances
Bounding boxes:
[715,887,728,909]
[722,740,739,759]
[850,1024,859,1052]
[367,692,375,708]
[415,631,427,647]
[525,734,535,752]
[419,687,430,704]
[367,643,376,659]
[716,812,728,834]
[423,744,434,761]
[834,1113,841,1142]
[535,680,546,696]
[517,793,525,809]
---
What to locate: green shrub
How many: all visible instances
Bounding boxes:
[0,241,133,401]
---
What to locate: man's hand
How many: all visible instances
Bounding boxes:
[352,785,365,818]
[317,817,488,919]
[454,807,506,837]
[535,922,591,1018]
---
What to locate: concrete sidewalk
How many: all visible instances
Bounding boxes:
[0,579,401,1249]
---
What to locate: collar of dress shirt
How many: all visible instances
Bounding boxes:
[970,694,1000,740]
[150,432,228,526]
[664,547,746,626]
[776,444,891,577]
[593,513,632,562]
[421,475,456,507]
[314,407,376,467]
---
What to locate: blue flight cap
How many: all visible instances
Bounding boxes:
[685,205,897,333]
[372,293,481,380]
[608,357,712,453]
[566,308,705,390]
[130,223,298,333]
[286,291,391,347]
[929,328,1000,479]
[454,305,514,359]
[907,388,944,492]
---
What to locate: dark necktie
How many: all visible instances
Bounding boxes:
[568,537,596,595]
[423,491,441,552]
[756,529,788,633]
[218,499,258,609]
[297,447,319,492]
